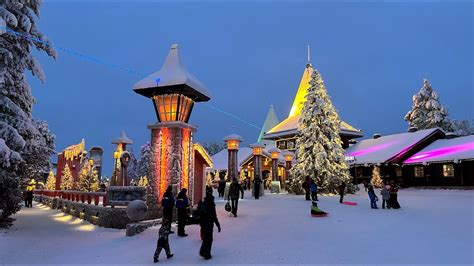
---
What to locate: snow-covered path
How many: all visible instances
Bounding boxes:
[1,189,473,265]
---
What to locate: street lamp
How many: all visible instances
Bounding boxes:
[268,147,280,182]
[223,134,242,181]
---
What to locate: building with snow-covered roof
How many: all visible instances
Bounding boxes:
[262,49,363,151]
[402,135,474,186]
[344,128,445,185]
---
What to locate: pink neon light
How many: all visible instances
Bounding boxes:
[347,141,398,157]
[405,142,474,163]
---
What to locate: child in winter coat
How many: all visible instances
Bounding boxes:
[367,185,378,209]
[153,219,174,263]
[380,185,391,209]
[309,179,318,201]
[310,201,327,217]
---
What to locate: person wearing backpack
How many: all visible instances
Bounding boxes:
[176,188,190,237]
[338,182,346,204]
[228,178,244,217]
[162,186,175,233]
[199,189,221,260]
[309,179,318,201]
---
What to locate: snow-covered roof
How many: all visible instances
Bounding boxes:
[211,147,254,170]
[257,105,279,145]
[404,135,474,164]
[133,44,211,102]
[344,128,444,165]
[111,131,133,145]
[223,134,243,142]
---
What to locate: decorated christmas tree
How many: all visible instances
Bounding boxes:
[60,165,74,191]
[78,161,99,192]
[290,69,351,194]
[45,171,56,190]
[405,79,452,131]
[138,176,149,187]
[371,166,383,188]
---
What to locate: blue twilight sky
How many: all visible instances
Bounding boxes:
[28,1,473,175]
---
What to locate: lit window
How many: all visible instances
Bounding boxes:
[443,164,454,177]
[414,166,424,177]
[152,94,194,122]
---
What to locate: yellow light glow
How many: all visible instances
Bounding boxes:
[69,218,83,225]
[252,147,263,156]
[271,152,279,159]
[289,64,313,117]
[227,140,239,150]
[75,224,95,232]
[54,215,73,223]
[285,155,293,162]
[52,212,66,218]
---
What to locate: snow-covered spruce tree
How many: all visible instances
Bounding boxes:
[127,147,138,183]
[371,166,383,188]
[137,142,152,180]
[290,69,351,194]
[78,161,99,192]
[450,119,474,136]
[45,171,55,190]
[0,1,57,219]
[202,141,226,156]
[405,79,452,131]
[60,165,73,191]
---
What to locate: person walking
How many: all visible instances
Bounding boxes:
[338,182,346,203]
[153,219,174,263]
[199,190,221,260]
[218,178,226,197]
[367,184,378,209]
[176,188,190,237]
[309,179,318,201]
[162,186,175,233]
[253,176,262,200]
[380,184,391,209]
[228,178,244,217]
[302,176,311,201]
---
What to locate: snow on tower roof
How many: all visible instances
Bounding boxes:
[404,135,474,164]
[257,105,280,144]
[112,130,133,145]
[133,44,211,102]
[211,146,287,171]
[344,128,444,165]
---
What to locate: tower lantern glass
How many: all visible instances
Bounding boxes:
[223,134,243,150]
[250,143,265,156]
[269,147,280,159]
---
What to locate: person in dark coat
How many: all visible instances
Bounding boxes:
[153,219,174,263]
[380,184,391,209]
[338,182,346,203]
[367,184,378,209]
[162,186,175,233]
[302,176,311,201]
[309,179,318,201]
[218,178,226,197]
[176,188,190,237]
[199,191,221,260]
[389,182,401,209]
[228,178,244,217]
[253,176,261,200]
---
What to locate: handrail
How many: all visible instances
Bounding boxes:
[34,189,107,207]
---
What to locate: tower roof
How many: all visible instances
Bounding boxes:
[257,105,280,143]
[112,130,133,145]
[133,44,211,102]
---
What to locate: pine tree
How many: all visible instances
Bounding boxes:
[405,79,452,131]
[371,166,383,188]
[60,165,73,191]
[137,142,152,180]
[45,171,56,190]
[0,1,57,219]
[78,161,99,192]
[290,69,351,194]
[127,148,138,183]
[202,141,226,156]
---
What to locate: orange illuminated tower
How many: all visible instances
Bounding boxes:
[133,44,211,217]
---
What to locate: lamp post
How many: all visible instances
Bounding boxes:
[133,44,211,218]
[282,151,294,190]
[249,142,265,197]
[268,147,280,182]
[223,134,242,182]
[111,131,133,186]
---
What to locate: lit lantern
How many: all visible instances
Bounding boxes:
[223,134,242,181]
[282,150,294,162]
[268,147,280,181]
[250,143,265,156]
[133,44,211,212]
[223,134,242,150]
[249,143,265,197]
[268,147,281,159]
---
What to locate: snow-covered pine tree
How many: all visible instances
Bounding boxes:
[60,165,73,191]
[127,147,138,183]
[0,1,57,219]
[78,161,99,192]
[371,166,383,188]
[137,142,152,180]
[405,79,452,131]
[450,119,474,136]
[290,69,351,194]
[45,171,56,190]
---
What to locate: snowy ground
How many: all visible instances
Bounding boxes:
[1,189,473,265]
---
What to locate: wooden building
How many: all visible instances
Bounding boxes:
[55,139,87,190]
[192,143,213,205]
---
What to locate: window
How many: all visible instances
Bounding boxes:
[396,167,402,177]
[414,166,424,177]
[443,164,454,177]
[277,141,286,150]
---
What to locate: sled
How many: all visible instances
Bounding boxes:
[311,212,328,217]
[342,201,357,206]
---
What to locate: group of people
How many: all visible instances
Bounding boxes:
[154,185,221,263]
[367,182,401,209]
